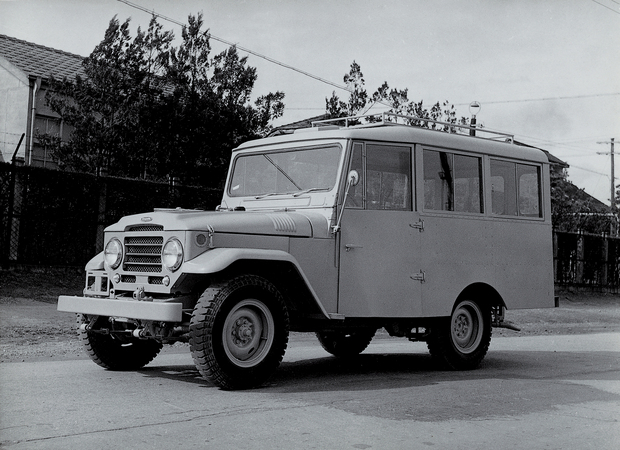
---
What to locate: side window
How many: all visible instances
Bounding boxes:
[518,164,542,217]
[423,150,482,213]
[490,160,542,218]
[490,160,517,215]
[346,143,412,211]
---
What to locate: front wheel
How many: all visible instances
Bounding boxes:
[189,275,289,390]
[77,314,163,370]
[427,300,491,370]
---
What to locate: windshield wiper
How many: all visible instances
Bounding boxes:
[292,187,330,197]
[263,154,302,191]
[254,192,280,199]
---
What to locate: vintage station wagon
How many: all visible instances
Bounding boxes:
[58,113,555,389]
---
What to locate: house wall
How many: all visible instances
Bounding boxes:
[0,56,29,163]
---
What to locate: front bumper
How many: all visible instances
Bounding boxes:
[57,296,183,322]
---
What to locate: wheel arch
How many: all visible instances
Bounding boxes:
[184,248,331,321]
[455,282,505,312]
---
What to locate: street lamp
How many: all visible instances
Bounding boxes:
[469,101,481,137]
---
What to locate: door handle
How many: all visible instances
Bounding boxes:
[345,244,363,252]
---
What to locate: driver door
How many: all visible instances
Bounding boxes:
[338,142,422,317]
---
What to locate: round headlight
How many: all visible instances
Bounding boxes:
[162,238,183,272]
[104,238,123,269]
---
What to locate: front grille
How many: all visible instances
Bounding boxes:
[123,236,163,273]
[148,276,164,285]
[127,225,164,232]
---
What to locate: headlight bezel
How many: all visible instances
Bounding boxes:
[162,237,184,272]
[104,238,123,270]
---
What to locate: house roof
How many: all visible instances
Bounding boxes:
[0,34,85,81]
[514,140,569,168]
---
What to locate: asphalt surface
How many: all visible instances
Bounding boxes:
[1,331,619,450]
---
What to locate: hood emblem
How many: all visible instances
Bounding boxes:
[141,217,153,222]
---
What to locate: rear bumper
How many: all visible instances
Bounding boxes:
[57,296,183,322]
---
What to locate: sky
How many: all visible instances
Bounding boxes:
[1,0,619,206]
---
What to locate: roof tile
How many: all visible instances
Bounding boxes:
[0,34,85,80]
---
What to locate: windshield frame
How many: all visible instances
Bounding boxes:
[227,142,346,200]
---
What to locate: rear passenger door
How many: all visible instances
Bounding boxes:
[338,142,422,317]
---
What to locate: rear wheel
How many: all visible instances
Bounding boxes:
[189,275,289,390]
[427,299,491,370]
[77,314,163,370]
[316,328,376,357]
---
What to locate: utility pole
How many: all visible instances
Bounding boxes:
[597,138,616,212]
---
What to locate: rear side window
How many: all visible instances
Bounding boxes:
[490,160,542,217]
[423,150,483,213]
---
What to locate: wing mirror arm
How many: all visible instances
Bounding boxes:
[332,170,359,234]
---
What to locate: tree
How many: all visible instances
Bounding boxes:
[551,167,615,234]
[44,13,284,187]
[325,61,469,131]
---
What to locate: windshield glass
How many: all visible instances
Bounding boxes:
[229,145,343,197]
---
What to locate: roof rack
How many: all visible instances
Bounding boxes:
[311,112,514,143]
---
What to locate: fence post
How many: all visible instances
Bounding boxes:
[575,232,584,285]
[96,177,107,255]
[4,163,25,268]
[601,236,609,288]
[553,231,558,285]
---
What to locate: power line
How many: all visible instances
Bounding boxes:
[591,0,620,15]
[454,92,620,106]
[117,0,351,95]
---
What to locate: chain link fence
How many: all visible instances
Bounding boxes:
[0,163,221,268]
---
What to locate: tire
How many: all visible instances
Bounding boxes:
[427,299,491,370]
[189,275,290,390]
[316,328,376,357]
[77,314,163,370]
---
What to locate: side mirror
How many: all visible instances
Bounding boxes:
[348,169,360,187]
[332,170,360,234]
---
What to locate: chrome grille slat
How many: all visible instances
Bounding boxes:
[123,234,163,273]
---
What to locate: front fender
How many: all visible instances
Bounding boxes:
[183,248,330,319]
[85,252,104,271]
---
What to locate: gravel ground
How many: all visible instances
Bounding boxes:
[1,268,619,363]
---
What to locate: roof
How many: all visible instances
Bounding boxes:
[238,122,550,164]
[272,115,570,168]
[0,34,85,80]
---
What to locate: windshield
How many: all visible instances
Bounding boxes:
[229,145,343,197]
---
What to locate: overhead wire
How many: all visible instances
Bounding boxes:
[117,0,351,94]
[591,0,620,15]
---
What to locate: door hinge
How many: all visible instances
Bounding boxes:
[411,270,425,283]
[410,219,424,232]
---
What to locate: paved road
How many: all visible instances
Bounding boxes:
[1,332,619,450]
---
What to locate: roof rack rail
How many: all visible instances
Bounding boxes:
[311,112,514,143]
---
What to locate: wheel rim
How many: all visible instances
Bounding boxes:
[222,299,275,368]
[450,300,483,354]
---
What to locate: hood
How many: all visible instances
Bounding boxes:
[105,209,331,238]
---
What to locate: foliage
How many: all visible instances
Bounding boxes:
[44,14,285,187]
[325,61,469,131]
[551,167,616,234]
